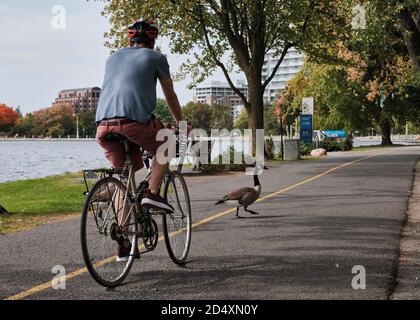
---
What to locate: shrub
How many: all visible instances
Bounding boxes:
[343,134,354,151]
[199,146,247,174]
[265,138,274,160]
[320,137,353,152]
[300,142,312,156]
[320,140,342,152]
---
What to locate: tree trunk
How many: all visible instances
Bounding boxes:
[246,78,265,157]
[400,9,420,69]
[380,120,393,146]
[404,31,420,70]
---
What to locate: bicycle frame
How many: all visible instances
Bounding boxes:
[118,143,152,229]
[86,134,186,234]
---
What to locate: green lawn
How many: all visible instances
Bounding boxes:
[0,173,86,215]
[0,173,86,235]
[351,144,406,152]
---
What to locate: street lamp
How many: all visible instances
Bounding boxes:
[73,112,79,139]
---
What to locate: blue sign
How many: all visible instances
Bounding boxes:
[300,114,313,144]
[321,130,347,139]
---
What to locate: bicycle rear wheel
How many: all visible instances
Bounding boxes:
[162,171,192,265]
[80,177,138,287]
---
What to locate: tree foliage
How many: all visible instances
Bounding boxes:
[79,110,98,137]
[9,105,79,138]
[182,102,233,133]
[234,103,282,135]
[154,98,174,123]
[277,1,420,144]
[358,0,420,70]
[96,0,352,136]
[0,103,19,133]
[347,1,420,143]
[282,61,370,133]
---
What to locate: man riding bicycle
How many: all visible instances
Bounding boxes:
[95,19,182,260]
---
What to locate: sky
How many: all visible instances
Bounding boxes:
[0,0,230,114]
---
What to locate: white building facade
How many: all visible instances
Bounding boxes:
[193,80,248,108]
[262,48,305,102]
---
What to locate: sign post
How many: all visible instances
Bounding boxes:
[300,97,314,144]
[302,97,314,115]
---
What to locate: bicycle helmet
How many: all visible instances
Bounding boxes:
[128,18,159,45]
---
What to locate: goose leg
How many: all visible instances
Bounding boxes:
[244,207,260,215]
[235,207,241,219]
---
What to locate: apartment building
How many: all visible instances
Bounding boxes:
[262,48,305,102]
[193,80,248,108]
[53,87,101,113]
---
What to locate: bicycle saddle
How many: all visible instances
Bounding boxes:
[105,133,128,142]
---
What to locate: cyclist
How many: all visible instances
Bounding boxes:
[95,19,182,260]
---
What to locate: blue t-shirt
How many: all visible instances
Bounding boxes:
[96,47,171,124]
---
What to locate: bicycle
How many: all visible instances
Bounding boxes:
[80,132,192,288]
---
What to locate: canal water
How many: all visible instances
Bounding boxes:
[0,137,412,183]
[0,139,252,183]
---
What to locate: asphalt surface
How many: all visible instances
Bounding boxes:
[0,146,419,300]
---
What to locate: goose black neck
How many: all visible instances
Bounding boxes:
[253,174,261,187]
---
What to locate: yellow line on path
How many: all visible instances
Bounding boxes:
[4,152,387,301]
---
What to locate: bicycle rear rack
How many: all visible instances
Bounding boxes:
[82,168,126,196]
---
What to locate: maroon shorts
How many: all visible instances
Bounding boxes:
[96,118,165,172]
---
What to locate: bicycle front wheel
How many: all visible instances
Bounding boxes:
[80,177,138,287]
[162,171,192,265]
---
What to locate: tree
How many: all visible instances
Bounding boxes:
[31,104,76,137]
[282,61,371,134]
[10,113,35,137]
[183,102,213,133]
[154,98,174,123]
[79,110,97,137]
[45,104,75,137]
[365,0,420,70]
[182,102,233,133]
[348,1,420,144]
[98,0,352,152]
[234,103,283,135]
[235,109,249,130]
[210,105,233,130]
[0,103,19,133]
[264,103,282,135]
[32,108,49,137]
[397,0,420,69]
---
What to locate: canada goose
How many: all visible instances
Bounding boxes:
[215,166,268,218]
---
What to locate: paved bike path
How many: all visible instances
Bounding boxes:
[0,146,419,299]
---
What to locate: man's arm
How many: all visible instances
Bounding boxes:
[160,78,182,125]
